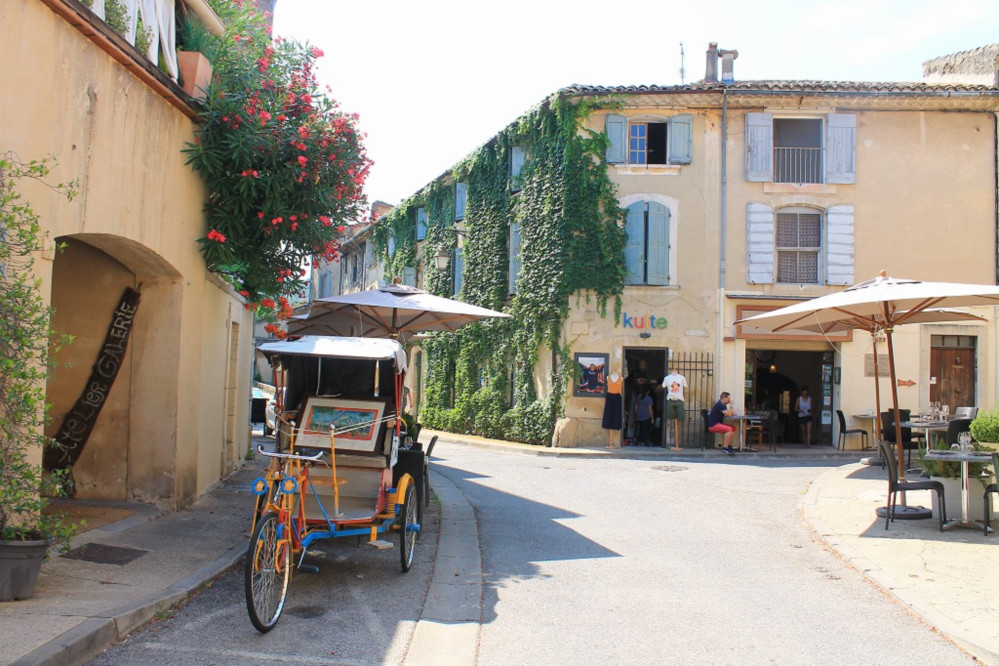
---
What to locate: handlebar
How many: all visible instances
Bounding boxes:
[256,445,326,462]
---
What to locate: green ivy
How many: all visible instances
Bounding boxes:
[377,95,626,445]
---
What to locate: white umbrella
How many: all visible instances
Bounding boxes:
[736,272,999,480]
[288,283,511,340]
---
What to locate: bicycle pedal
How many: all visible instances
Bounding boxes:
[367,539,393,550]
[297,563,320,574]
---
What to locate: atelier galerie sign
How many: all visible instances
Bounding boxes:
[47,287,141,474]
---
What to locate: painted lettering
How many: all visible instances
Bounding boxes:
[620,312,669,331]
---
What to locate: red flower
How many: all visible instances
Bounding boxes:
[311,46,324,58]
[297,156,307,166]
[207,229,226,243]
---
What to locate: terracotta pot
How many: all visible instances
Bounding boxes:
[0,538,51,601]
[177,51,213,101]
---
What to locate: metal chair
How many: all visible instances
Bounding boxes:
[944,418,972,447]
[881,409,920,467]
[422,435,438,508]
[878,440,947,532]
[955,406,978,420]
[984,451,998,536]
[836,409,869,451]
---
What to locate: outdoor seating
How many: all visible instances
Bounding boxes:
[761,410,778,452]
[423,435,438,509]
[836,409,869,451]
[878,440,947,532]
[984,451,998,536]
[745,413,765,449]
[955,406,978,420]
[881,409,920,467]
[944,418,972,447]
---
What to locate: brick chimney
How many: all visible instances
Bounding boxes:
[705,42,719,82]
[719,48,739,83]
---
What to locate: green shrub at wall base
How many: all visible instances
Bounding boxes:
[970,406,999,444]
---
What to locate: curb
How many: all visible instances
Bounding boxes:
[803,464,999,665]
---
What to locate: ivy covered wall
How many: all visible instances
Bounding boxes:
[373,94,626,445]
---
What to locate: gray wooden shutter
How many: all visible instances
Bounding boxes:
[825,114,857,184]
[387,235,396,257]
[510,146,526,192]
[624,202,646,284]
[454,182,467,221]
[508,222,522,294]
[646,202,670,285]
[746,202,775,283]
[416,207,428,241]
[402,266,417,287]
[605,113,627,164]
[745,112,773,182]
[825,204,855,285]
[453,247,464,295]
[668,114,692,165]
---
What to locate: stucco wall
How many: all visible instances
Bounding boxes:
[3,0,253,508]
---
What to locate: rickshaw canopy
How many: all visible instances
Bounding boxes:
[259,336,407,370]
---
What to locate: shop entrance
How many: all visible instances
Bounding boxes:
[746,349,833,445]
[623,348,667,445]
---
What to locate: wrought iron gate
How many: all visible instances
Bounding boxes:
[659,351,716,448]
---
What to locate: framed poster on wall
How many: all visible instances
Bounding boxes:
[298,397,387,452]
[574,353,609,397]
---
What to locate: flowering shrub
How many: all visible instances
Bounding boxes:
[183,2,370,311]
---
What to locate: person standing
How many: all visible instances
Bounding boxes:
[662,368,688,451]
[795,387,813,445]
[708,392,738,454]
[635,386,655,446]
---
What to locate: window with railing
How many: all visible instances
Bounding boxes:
[773,118,822,184]
[776,210,821,283]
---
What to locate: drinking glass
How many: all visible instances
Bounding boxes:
[958,431,972,451]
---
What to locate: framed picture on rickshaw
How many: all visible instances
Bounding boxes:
[298,397,387,452]
[573,352,608,397]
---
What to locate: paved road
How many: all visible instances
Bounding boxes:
[435,446,974,665]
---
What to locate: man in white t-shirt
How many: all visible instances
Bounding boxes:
[662,370,687,451]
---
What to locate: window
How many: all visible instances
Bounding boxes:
[605,114,692,166]
[317,271,330,298]
[454,182,467,221]
[624,201,670,285]
[745,203,855,286]
[510,146,526,192]
[416,207,428,241]
[344,252,362,288]
[401,266,417,287]
[745,113,856,184]
[775,211,821,283]
[508,222,522,294]
[452,247,464,296]
[387,234,396,257]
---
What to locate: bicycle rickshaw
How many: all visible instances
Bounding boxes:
[245,335,424,632]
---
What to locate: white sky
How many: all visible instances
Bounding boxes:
[273,0,998,207]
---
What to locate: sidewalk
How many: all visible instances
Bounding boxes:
[3,432,997,665]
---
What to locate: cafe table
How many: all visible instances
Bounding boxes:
[727,413,762,452]
[900,418,949,448]
[852,412,881,450]
[922,449,994,530]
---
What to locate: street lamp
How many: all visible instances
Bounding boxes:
[435,248,451,271]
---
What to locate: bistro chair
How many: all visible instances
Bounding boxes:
[944,418,972,447]
[984,451,999,536]
[954,406,978,420]
[744,412,765,450]
[878,440,947,532]
[881,409,920,468]
[761,410,779,452]
[836,410,869,451]
[422,435,438,509]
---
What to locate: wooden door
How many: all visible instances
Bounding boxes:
[930,348,975,411]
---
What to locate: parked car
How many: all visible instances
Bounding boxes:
[264,387,284,438]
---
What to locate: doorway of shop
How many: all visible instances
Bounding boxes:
[746,349,832,445]
[623,348,667,446]
[929,335,977,413]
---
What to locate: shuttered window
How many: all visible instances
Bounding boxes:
[454,183,467,221]
[452,248,464,296]
[402,266,417,287]
[776,211,821,284]
[508,222,522,294]
[510,146,526,192]
[416,207,428,241]
[624,201,670,285]
[606,114,692,166]
[745,113,856,184]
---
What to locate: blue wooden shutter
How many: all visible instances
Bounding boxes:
[605,113,627,164]
[745,113,773,182]
[668,114,692,165]
[510,146,526,192]
[624,202,645,284]
[416,207,428,241]
[825,114,857,184]
[402,266,417,287]
[825,205,855,285]
[646,202,670,285]
[454,182,467,221]
[508,222,522,294]
[453,247,464,295]
[387,234,396,257]
[746,202,775,283]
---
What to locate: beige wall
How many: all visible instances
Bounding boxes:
[4,0,253,508]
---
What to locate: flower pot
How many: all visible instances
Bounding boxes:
[975,441,999,452]
[930,476,990,522]
[177,51,213,101]
[0,538,51,601]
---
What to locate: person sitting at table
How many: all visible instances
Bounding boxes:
[708,392,738,455]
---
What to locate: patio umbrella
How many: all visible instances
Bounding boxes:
[735,271,999,482]
[287,282,510,341]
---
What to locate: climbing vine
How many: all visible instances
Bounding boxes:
[375,94,626,444]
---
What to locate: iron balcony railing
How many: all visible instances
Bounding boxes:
[773,147,823,184]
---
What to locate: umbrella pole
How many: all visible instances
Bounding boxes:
[885,325,906,482]
[871,332,883,440]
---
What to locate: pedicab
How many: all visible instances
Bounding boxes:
[245,335,424,633]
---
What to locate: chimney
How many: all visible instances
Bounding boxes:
[719,48,739,83]
[705,42,719,82]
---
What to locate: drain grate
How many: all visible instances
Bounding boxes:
[61,542,148,566]
[651,464,688,473]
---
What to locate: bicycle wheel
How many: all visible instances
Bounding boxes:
[398,482,417,572]
[245,511,290,632]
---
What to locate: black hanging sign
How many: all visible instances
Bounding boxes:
[46,286,141,471]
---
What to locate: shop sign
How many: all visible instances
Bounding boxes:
[621,312,668,330]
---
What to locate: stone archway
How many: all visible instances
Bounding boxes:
[45,235,183,505]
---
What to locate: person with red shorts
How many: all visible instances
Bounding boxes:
[708,392,737,454]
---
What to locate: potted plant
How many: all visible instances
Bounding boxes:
[919,439,992,522]
[970,406,999,452]
[176,13,216,101]
[0,155,79,601]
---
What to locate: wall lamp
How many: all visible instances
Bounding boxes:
[639,332,652,339]
[433,227,470,270]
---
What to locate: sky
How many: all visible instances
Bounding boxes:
[272,0,999,208]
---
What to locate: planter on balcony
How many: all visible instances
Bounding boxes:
[177,51,213,101]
